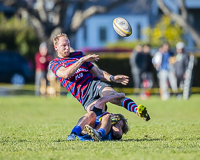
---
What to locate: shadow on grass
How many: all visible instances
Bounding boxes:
[52,139,67,142]
[0,139,67,143]
[122,138,164,142]
[122,137,200,142]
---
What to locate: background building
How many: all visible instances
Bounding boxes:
[75,0,200,50]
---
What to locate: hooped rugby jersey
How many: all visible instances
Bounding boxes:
[49,51,99,104]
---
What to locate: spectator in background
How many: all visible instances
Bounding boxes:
[152,45,163,71]
[35,42,52,96]
[152,45,163,94]
[141,44,153,88]
[174,42,189,97]
[140,44,153,99]
[154,42,177,100]
[129,44,143,96]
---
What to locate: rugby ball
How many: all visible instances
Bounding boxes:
[113,17,132,37]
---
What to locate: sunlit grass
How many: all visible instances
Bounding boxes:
[0,95,200,160]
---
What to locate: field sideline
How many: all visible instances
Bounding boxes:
[0,94,200,160]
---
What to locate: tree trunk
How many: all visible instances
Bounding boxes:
[156,0,200,46]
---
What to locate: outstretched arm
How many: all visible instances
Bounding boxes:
[90,66,129,85]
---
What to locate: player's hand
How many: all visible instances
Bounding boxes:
[113,75,129,85]
[83,54,99,62]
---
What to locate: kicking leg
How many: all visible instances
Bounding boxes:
[101,87,150,121]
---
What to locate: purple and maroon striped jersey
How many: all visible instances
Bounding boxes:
[49,51,99,104]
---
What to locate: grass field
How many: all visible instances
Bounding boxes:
[0,94,200,160]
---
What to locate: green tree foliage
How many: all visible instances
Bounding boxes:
[0,13,40,61]
[144,15,184,48]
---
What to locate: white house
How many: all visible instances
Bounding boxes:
[75,0,153,50]
[76,15,149,49]
[75,0,200,51]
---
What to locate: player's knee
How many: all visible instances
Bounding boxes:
[86,111,96,120]
[101,87,117,96]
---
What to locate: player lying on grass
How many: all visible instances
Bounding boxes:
[67,93,129,141]
[78,112,129,141]
[50,33,150,140]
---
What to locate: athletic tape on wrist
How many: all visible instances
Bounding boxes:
[109,75,115,82]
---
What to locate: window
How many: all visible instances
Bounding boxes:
[137,24,141,40]
[83,24,87,41]
[99,27,107,42]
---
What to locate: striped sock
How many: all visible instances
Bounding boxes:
[122,98,138,115]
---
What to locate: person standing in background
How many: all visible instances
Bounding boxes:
[129,44,143,96]
[152,45,163,72]
[174,42,189,98]
[140,44,153,99]
[35,42,52,96]
[141,44,153,87]
[157,42,177,100]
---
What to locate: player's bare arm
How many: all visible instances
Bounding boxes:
[83,54,99,62]
[56,54,99,79]
[90,66,129,85]
[90,65,111,81]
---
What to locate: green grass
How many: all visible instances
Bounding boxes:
[0,95,200,160]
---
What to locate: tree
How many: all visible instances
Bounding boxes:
[156,0,200,47]
[144,15,184,48]
[0,13,40,60]
[0,0,131,53]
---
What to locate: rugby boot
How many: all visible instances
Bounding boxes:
[66,133,76,141]
[138,104,150,121]
[84,125,102,141]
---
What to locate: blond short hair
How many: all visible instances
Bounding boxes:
[53,33,68,46]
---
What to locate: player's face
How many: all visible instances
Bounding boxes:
[54,37,70,58]
[39,46,48,56]
[136,45,142,52]
[143,46,150,53]
[176,48,183,53]
[162,44,169,52]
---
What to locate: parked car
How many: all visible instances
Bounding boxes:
[0,50,34,85]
